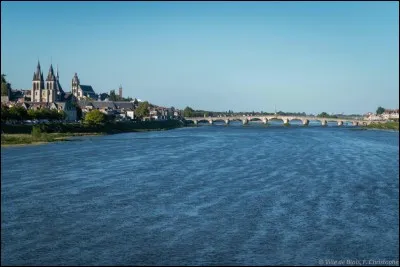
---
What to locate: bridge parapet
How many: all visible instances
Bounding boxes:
[184,115,378,126]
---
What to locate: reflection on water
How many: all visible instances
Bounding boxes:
[1,126,399,265]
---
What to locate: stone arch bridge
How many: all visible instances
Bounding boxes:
[184,115,377,126]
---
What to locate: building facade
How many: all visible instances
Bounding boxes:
[31,61,64,103]
[71,73,96,100]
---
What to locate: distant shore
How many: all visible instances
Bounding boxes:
[1,120,184,146]
[2,120,398,146]
[363,121,399,131]
[1,132,104,147]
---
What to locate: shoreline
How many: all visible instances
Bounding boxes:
[2,121,398,147]
[362,121,399,131]
[1,133,105,147]
[1,120,185,146]
[1,127,182,147]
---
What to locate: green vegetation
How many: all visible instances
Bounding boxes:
[364,121,399,131]
[1,105,67,122]
[135,101,150,118]
[376,106,385,115]
[317,112,338,119]
[183,106,217,117]
[1,74,11,96]
[83,109,107,125]
[1,120,183,146]
[183,106,194,117]
[1,124,104,145]
[276,111,307,116]
[109,89,118,101]
[1,132,102,146]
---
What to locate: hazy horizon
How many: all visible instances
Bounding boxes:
[1,1,399,114]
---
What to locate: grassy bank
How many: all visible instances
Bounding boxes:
[1,120,184,146]
[364,121,399,131]
[1,132,103,146]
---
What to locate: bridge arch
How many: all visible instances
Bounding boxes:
[229,118,243,122]
[325,119,340,126]
[212,119,228,125]
[268,118,286,125]
[197,119,212,125]
[288,118,306,125]
[308,119,325,126]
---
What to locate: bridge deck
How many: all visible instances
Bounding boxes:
[183,115,378,125]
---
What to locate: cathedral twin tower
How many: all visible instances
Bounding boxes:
[31,61,64,103]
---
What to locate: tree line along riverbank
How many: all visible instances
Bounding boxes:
[1,120,184,146]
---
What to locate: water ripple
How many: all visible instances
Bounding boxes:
[1,127,399,265]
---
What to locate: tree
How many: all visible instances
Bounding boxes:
[1,74,11,96]
[8,106,28,121]
[109,90,118,101]
[27,109,37,120]
[135,101,150,118]
[183,106,194,117]
[38,108,51,120]
[58,110,67,121]
[49,109,61,121]
[1,104,9,122]
[84,109,107,125]
[122,96,133,101]
[317,112,329,118]
[376,106,385,115]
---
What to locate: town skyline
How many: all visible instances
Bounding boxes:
[1,1,399,114]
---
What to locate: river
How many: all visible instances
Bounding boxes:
[1,125,399,265]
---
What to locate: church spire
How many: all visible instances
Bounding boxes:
[46,64,55,81]
[33,60,43,81]
[36,60,41,75]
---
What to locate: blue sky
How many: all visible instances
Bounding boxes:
[1,1,398,114]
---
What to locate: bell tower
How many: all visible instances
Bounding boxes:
[71,73,80,98]
[31,60,44,102]
[46,64,56,102]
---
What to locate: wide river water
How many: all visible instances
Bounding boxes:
[1,124,399,265]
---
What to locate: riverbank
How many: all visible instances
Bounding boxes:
[1,133,104,147]
[1,120,184,146]
[364,121,399,131]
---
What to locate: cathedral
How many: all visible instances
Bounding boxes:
[31,61,97,103]
[31,61,64,103]
[71,72,96,100]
